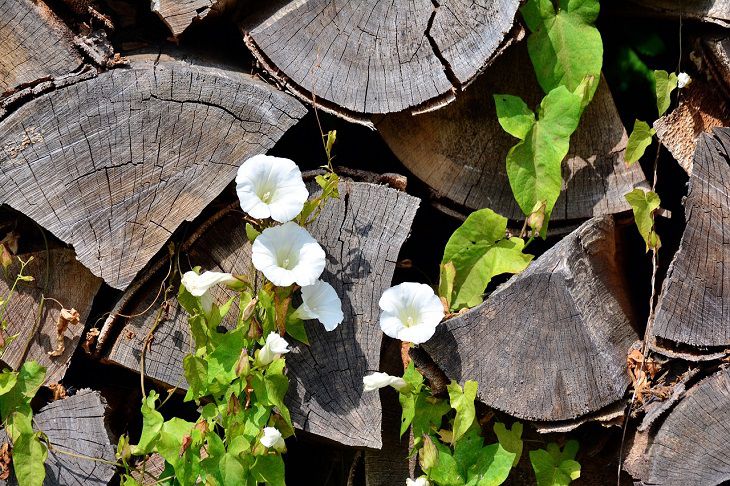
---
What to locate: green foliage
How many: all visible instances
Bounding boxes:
[653,70,678,116]
[439,209,533,311]
[625,120,656,166]
[521,0,603,102]
[447,381,478,444]
[625,188,662,252]
[529,441,581,486]
[493,423,523,467]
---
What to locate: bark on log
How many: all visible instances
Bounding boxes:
[703,36,730,99]
[0,247,101,383]
[100,181,420,448]
[377,42,648,221]
[0,0,83,93]
[0,389,116,485]
[626,367,730,486]
[0,55,306,290]
[649,128,730,356]
[242,0,522,120]
[653,78,730,175]
[421,216,641,422]
[625,0,730,28]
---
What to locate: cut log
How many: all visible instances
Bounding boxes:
[0,246,101,383]
[703,36,730,99]
[152,0,231,38]
[242,0,522,120]
[377,42,648,221]
[649,128,730,356]
[0,54,306,290]
[0,389,116,485]
[99,180,420,448]
[0,0,83,93]
[625,0,730,28]
[626,367,730,485]
[421,216,641,422]
[653,78,730,175]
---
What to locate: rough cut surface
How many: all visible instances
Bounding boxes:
[626,0,730,27]
[0,248,101,383]
[654,80,730,175]
[243,0,521,116]
[377,42,648,220]
[422,216,640,421]
[0,0,83,93]
[1,389,116,485]
[650,128,730,351]
[0,57,306,290]
[103,181,420,448]
[152,0,225,38]
[704,37,730,98]
[635,367,730,485]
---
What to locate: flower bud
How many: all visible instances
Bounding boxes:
[418,435,438,471]
[235,349,250,377]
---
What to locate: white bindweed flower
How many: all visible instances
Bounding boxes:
[378,282,445,344]
[252,222,326,287]
[236,154,308,223]
[257,332,290,366]
[260,427,286,451]
[406,478,430,486]
[292,280,344,331]
[363,372,407,392]
[677,72,691,89]
[181,270,236,313]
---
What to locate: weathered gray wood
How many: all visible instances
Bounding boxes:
[100,181,420,448]
[0,0,83,93]
[627,367,730,486]
[649,128,730,355]
[152,0,231,38]
[625,0,730,28]
[242,0,521,119]
[0,55,306,290]
[0,246,101,383]
[704,37,730,98]
[377,42,648,221]
[654,79,730,175]
[1,389,116,486]
[422,216,640,422]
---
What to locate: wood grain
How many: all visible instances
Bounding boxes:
[422,216,640,422]
[0,56,306,290]
[625,0,730,28]
[0,0,82,93]
[152,0,227,38]
[377,41,648,221]
[242,0,521,117]
[102,181,420,448]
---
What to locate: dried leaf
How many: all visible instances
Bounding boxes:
[48,308,80,357]
[81,327,100,354]
[47,383,67,401]
[0,443,11,480]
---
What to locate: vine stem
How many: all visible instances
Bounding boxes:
[46,443,121,467]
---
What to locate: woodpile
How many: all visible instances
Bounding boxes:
[0,0,728,484]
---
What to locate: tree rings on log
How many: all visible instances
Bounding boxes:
[152,0,231,38]
[649,128,730,356]
[0,0,83,93]
[377,42,648,222]
[242,0,522,120]
[0,56,306,290]
[421,215,640,422]
[0,389,116,485]
[100,181,420,448]
[0,247,101,383]
[625,367,730,485]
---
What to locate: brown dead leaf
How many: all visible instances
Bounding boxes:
[48,383,67,401]
[179,434,192,457]
[81,327,100,354]
[48,308,81,357]
[0,443,10,480]
[627,349,663,403]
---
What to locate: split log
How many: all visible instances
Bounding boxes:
[649,128,730,356]
[626,367,730,485]
[703,37,730,99]
[377,42,648,221]
[242,0,522,120]
[0,0,83,93]
[152,0,231,38]
[0,54,306,290]
[0,389,116,485]
[0,246,101,383]
[99,180,420,448]
[653,77,730,175]
[625,0,730,28]
[421,215,641,422]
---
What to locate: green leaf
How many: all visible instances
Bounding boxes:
[252,455,286,486]
[625,120,656,166]
[529,440,581,486]
[654,70,678,116]
[438,262,456,312]
[264,358,292,429]
[625,188,662,252]
[219,452,246,485]
[132,391,164,455]
[399,393,417,438]
[468,442,516,486]
[285,314,309,345]
[0,370,18,395]
[206,327,246,388]
[494,95,535,140]
[156,417,199,482]
[245,223,260,243]
[442,209,533,310]
[13,432,47,486]
[448,380,478,444]
[412,394,450,441]
[429,440,464,486]
[522,0,603,101]
[183,354,208,401]
[493,422,523,466]
[506,86,583,234]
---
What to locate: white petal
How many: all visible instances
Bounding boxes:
[252,223,325,287]
[397,322,438,344]
[379,313,405,340]
[377,282,444,344]
[677,72,691,89]
[181,270,236,297]
[266,332,290,354]
[260,427,285,450]
[363,372,403,392]
[299,280,344,331]
[406,478,430,486]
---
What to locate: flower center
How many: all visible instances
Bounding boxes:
[261,191,272,203]
[276,250,299,270]
[399,307,421,328]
